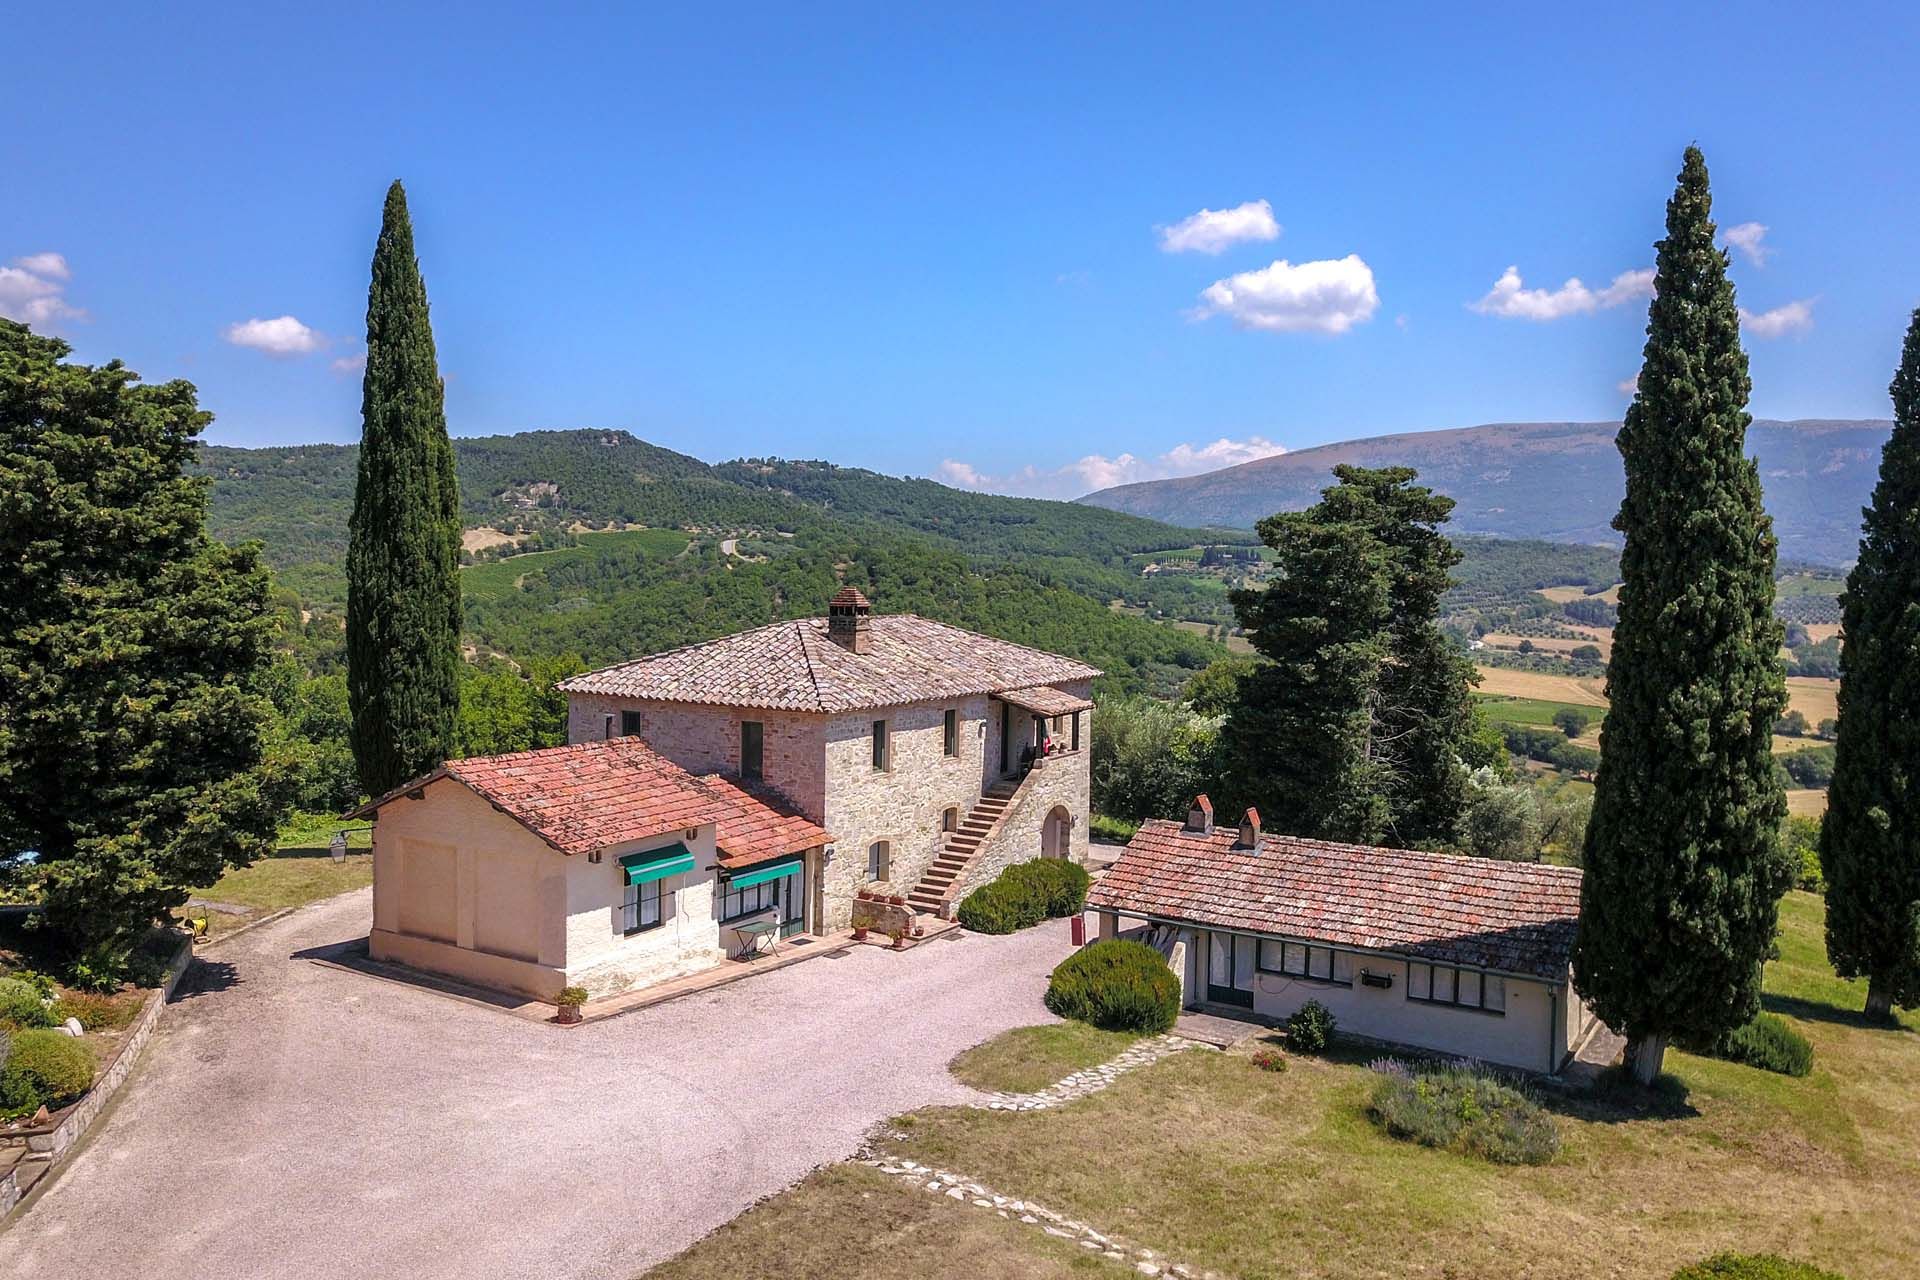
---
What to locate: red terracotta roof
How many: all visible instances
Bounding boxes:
[1087,820,1583,980]
[999,684,1094,717]
[351,739,830,864]
[557,613,1100,713]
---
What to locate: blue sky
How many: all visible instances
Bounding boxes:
[6,3,1917,497]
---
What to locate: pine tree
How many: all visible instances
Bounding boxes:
[1571,147,1792,1083]
[0,320,290,969]
[1222,465,1477,846]
[1821,307,1920,1021]
[347,181,462,796]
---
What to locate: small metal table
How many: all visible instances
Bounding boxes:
[733,917,781,962]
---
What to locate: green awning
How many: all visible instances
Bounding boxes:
[725,855,804,889]
[619,844,696,886]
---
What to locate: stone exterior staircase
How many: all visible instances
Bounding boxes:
[906,778,1022,918]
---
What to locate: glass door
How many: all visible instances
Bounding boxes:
[775,867,807,938]
[1207,932,1255,1008]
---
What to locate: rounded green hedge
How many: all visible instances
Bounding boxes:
[0,977,55,1031]
[0,1029,96,1116]
[957,858,1091,935]
[1670,1253,1847,1280]
[1683,1011,1814,1077]
[1044,939,1180,1033]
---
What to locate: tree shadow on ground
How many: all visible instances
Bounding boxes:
[1762,991,1913,1033]
[169,957,239,1002]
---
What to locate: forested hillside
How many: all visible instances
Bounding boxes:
[196,429,1236,699]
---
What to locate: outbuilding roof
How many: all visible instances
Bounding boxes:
[350,738,830,865]
[1087,817,1583,981]
[556,613,1100,713]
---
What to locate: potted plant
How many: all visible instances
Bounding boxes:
[556,986,589,1025]
[888,925,907,951]
[852,917,870,942]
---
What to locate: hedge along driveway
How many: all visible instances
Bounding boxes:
[0,889,1083,1280]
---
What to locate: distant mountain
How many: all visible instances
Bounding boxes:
[1077,420,1893,567]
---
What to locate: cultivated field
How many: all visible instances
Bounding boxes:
[460,527,690,599]
[1474,665,1609,706]
[654,893,1918,1280]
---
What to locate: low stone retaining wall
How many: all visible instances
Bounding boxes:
[0,933,193,1221]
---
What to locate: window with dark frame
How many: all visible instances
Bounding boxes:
[1256,939,1352,985]
[1071,711,1081,752]
[621,710,643,737]
[603,714,615,740]
[621,879,663,934]
[872,719,889,771]
[718,875,776,923]
[740,720,764,781]
[943,708,958,757]
[1406,961,1505,1014]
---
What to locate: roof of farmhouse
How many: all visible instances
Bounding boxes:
[1088,813,1584,981]
[350,738,830,865]
[558,598,1102,713]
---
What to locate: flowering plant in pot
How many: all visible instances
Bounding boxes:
[556,986,589,1024]
[888,925,907,951]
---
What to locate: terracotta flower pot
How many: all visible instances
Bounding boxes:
[852,926,869,941]
[557,1004,582,1025]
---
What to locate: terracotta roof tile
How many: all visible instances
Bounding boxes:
[1087,820,1583,980]
[558,613,1100,713]
[354,739,830,864]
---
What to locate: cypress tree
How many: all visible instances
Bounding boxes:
[347,181,462,796]
[1572,147,1792,1084]
[1821,307,1920,1021]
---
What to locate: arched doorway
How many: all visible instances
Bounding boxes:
[1042,806,1073,859]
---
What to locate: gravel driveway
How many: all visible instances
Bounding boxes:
[0,889,1076,1280]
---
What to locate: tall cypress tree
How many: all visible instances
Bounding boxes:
[1821,308,1920,1021]
[347,181,462,796]
[1572,147,1791,1084]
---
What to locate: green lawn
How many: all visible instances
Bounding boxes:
[655,892,1917,1280]
[949,1023,1141,1094]
[193,812,373,934]
[1474,692,1599,731]
[461,527,690,600]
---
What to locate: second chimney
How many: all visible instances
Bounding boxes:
[1185,794,1214,834]
[827,586,873,654]
[1236,807,1261,850]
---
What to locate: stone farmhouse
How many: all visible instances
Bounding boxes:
[354,589,1097,1001]
[1089,796,1597,1073]
[558,588,1098,926]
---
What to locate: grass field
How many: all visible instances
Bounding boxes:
[1786,788,1830,817]
[1476,666,1841,731]
[1482,629,1614,659]
[461,527,690,600]
[656,893,1918,1280]
[194,812,373,936]
[949,1023,1141,1094]
[1537,583,1622,605]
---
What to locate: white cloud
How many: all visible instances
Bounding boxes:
[1723,221,1772,266]
[1190,255,1379,334]
[938,435,1288,500]
[1740,298,1815,339]
[1617,374,1639,395]
[330,353,367,375]
[1157,199,1282,255]
[1469,264,1653,321]
[0,252,88,329]
[224,315,325,356]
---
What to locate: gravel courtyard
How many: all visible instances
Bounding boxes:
[0,889,1076,1280]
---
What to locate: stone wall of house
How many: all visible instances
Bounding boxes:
[566,694,828,820]
[817,695,993,929]
[950,744,1091,904]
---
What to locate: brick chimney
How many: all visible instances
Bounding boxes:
[1185,794,1214,834]
[1235,807,1261,850]
[827,586,873,654]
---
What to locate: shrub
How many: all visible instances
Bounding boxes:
[1720,1013,1814,1077]
[1367,1066,1560,1165]
[957,858,1089,934]
[53,991,140,1032]
[1249,1047,1287,1073]
[0,978,55,1030]
[956,880,1041,934]
[0,1028,96,1117]
[1089,813,1138,842]
[1552,707,1591,739]
[1044,939,1180,1034]
[1670,1253,1847,1280]
[1285,1000,1336,1053]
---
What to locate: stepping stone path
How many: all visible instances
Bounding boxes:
[857,1156,1219,1279]
[973,1033,1199,1112]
